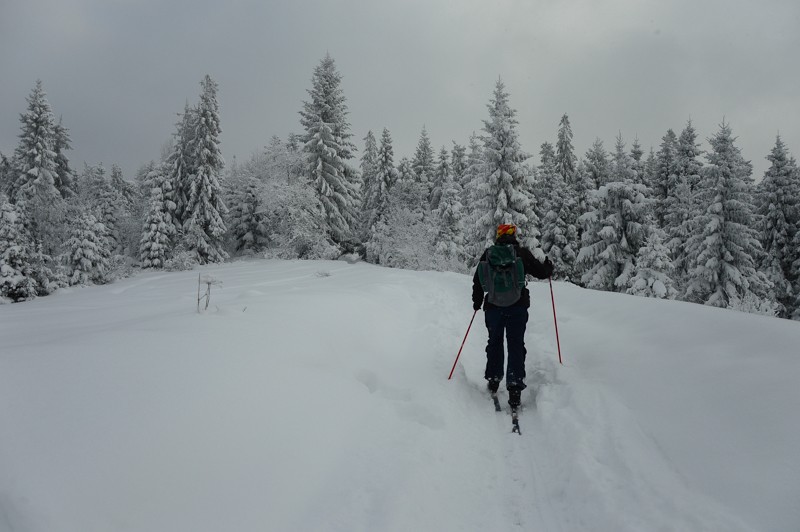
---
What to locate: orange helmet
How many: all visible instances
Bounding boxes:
[496,224,517,239]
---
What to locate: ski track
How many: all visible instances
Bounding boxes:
[0,260,777,532]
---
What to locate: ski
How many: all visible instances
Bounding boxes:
[511,408,521,434]
[491,392,502,412]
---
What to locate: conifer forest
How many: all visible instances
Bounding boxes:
[2,55,799,320]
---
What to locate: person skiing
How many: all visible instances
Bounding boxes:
[472,223,553,409]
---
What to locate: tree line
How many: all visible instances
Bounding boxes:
[2,54,799,320]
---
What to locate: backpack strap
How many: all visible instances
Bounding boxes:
[478,261,495,301]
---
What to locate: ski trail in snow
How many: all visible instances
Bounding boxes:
[1,261,783,531]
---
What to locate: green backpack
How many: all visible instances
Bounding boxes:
[478,244,525,307]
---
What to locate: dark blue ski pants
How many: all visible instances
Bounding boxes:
[484,306,528,391]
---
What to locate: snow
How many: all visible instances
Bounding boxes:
[1,258,798,532]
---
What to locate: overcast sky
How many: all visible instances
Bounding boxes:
[2,0,799,182]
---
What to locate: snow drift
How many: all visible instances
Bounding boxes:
[1,259,798,532]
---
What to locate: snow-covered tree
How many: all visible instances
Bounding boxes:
[642,148,657,190]
[412,126,436,194]
[0,195,38,301]
[670,121,704,280]
[84,164,125,254]
[570,160,593,231]
[584,139,610,188]
[359,130,379,226]
[183,75,228,264]
[474,79,537,249]
[228,176,269,254]
[630,137,645,185]
[396,157,415,185]
[576,178,650,292]
[362,128,398,260]
[535,142,557,222]
[757,136,799,317]
[66,213,111,285]
[433,164,464,271]
[10,80,63,246]
[654,129,680,228]
[677,121,703,194]
[300,54,360,247]
[626,230,677,299]
[610,133,636,183]
[451,142,467,189]
[555,113,577,185]
[167,102,197,228]
[0,153,12,197]
[684,122,771,309]
[110,164,136,213]
[539,149,578,280]
[462,134,487,264]
[52,117,76,198]
[139,163,177,268]
[367,175,435,270]
[263,134,305,185]
[430,147,450,211]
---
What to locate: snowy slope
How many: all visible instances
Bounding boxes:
[1,259,798,532]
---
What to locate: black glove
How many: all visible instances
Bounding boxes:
[473,300,482,311]
[544,257,554,276]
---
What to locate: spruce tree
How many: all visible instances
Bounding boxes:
[300,54,359,247]
[363,128,397,261]
[670,121,704,280]
[430,147,451,211]
[110,164,136,212]
[654,129,680,228]
[184,75,228,264]
[611,133,635,183]
[555,113,577,185]
[577,133,650,291]
[584,139,610,188]
[373,129,398,212]
[539,145,577,280]
[630,137,645,185]
[52,117,76,198]
[359,130,379,224]
[66,213,111,285]
[535,142,557,222]
[757,136,798,317]
[0,195,38,301]
[166,103,197,229]
[0,153,12,197]
[412,126,436,192]
[643,148,658,190]
[80,164,125,255]
[462,134,487,263]
[228,176,269,254]
[577,180,650,292]
[627,230,677,299]
[684,122,770,309]
[434,167,465,270]
[451,142,467,190]
[139,163,177,268]
[475,79,537,249]
[11,80,62,242]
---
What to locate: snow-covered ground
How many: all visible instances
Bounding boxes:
[1,259,798,532]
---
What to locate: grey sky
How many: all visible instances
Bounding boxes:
[2,0,799,181]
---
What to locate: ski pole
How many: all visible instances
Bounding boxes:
[448,309,478,380]
[549,277,563,365]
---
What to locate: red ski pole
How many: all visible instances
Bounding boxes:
[448,309,478,380]
[549,277,563,365]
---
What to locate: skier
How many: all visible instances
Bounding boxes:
[472,224,553,409]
